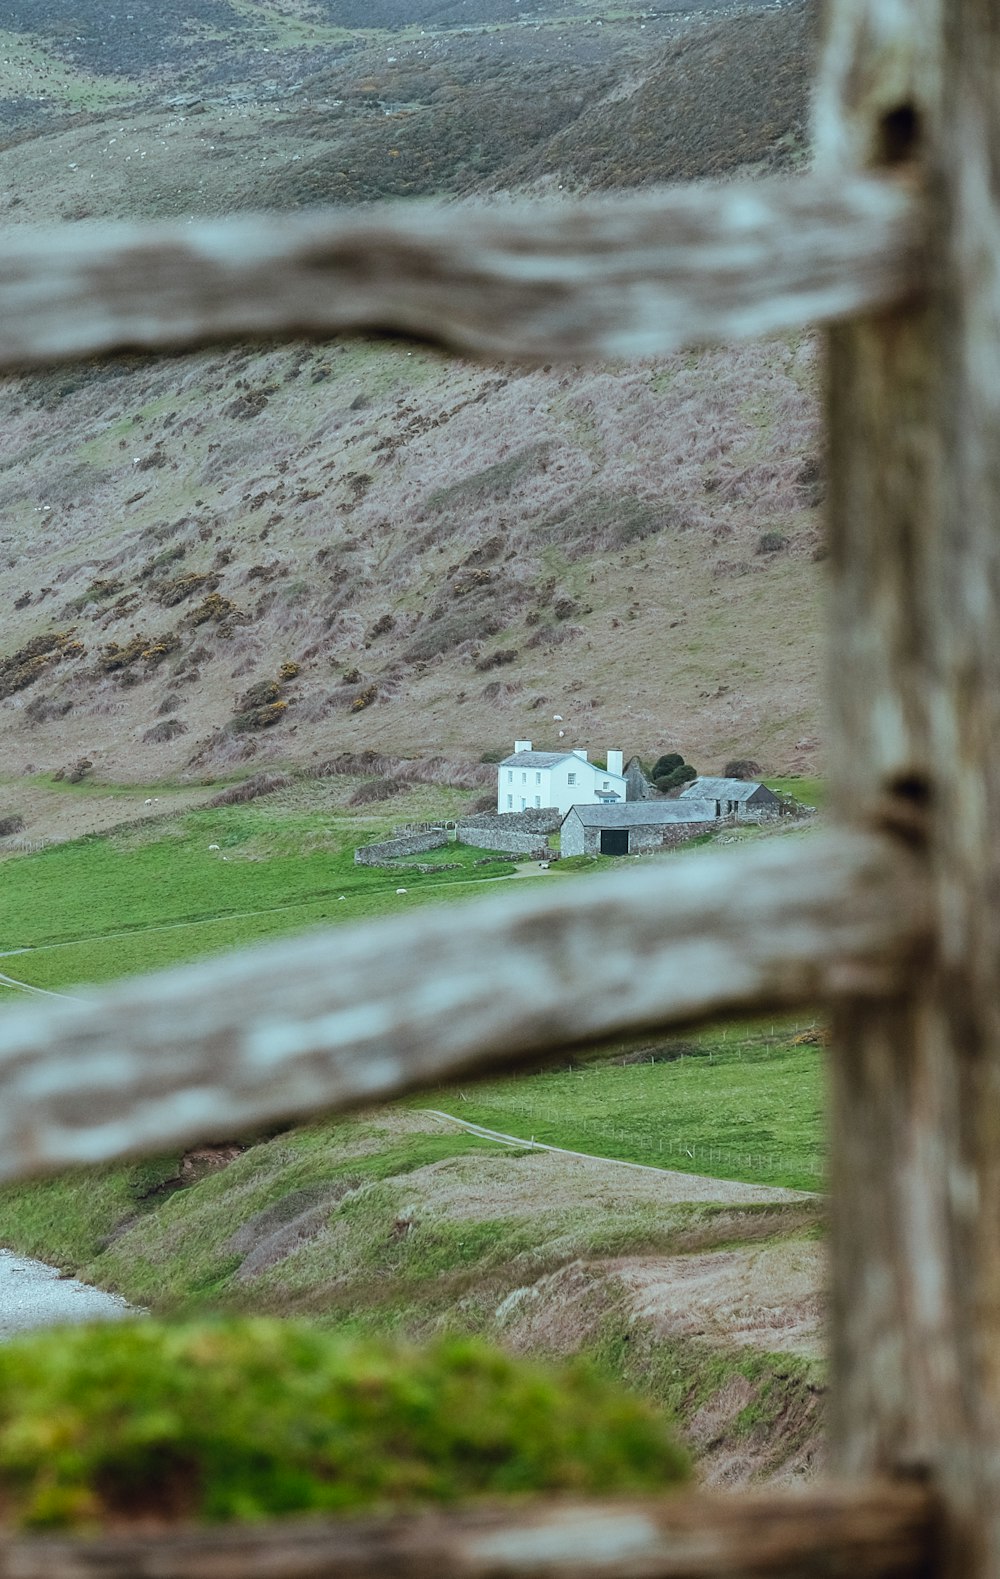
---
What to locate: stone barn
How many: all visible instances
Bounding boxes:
[623,756,653,801]
[678,777,782,820]
[560,801,717,858]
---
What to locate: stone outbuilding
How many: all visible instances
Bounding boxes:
[560,800,717,858]
[678,777,782,820]
[623,756,653,801]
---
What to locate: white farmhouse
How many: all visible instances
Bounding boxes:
[497,741,626,816]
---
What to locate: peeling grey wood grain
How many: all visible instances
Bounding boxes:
[814,0,939,172]
[0,1483,935,1578]
[0,173,924,367]
[822,0,1000,1575]
[0,832,927,1181]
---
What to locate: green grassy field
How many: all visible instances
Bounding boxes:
[0,802,516,991]
[764,776,825,808]
[425,1027,825,1193]
[0,787,826,1191]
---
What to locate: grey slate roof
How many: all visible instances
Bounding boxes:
[679,777,774,801]
[500,752,626,778]
[500,750,576,769]
[561,801,717,828]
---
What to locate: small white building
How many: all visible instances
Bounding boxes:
[497,741,627,816]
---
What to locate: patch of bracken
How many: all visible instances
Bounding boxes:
[0,633,85,700]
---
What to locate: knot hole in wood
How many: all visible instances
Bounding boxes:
[874,770,933,849]
[877,103,922,166]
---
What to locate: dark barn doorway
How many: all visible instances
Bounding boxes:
[599,828,629,856]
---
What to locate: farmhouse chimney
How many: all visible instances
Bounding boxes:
[572,748,589,761]
[607,750,624,777]
[514,739,532,753]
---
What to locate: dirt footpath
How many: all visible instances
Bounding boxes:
[0,1250,134,1339]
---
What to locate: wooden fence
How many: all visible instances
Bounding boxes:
[0,0,995,1571]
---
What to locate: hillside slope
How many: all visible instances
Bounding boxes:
[0,0,824,785]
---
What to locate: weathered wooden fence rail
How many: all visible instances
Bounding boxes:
[0,1485,934,1579]
[1,0,998,1572]
[0,172,922,366]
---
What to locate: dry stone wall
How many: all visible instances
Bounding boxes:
[353,829,448,866]
[459,825,550,859]
[458,808,561,836]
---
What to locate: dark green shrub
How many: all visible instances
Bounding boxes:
[53,758,93,785]
[473,648,518,672]
[654,764,697,793]
[67,578,124,611]
[756,531,788,555]
[207,772,292,808]
[156,573,218,608]
[652,753,684,779]
[98,634,180,675]
[348,777,411,806]
[186,593,243,629]
[0,633,86,699]
[25,694,73,724]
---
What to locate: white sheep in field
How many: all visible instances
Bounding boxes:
[396,888,407,895]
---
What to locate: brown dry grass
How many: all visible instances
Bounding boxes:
[0,336,824,786]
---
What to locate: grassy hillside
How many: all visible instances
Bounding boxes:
[0,1105,826,1485]
[0,775,824,1189]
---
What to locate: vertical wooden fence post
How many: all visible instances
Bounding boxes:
[821,0,1000,1573]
